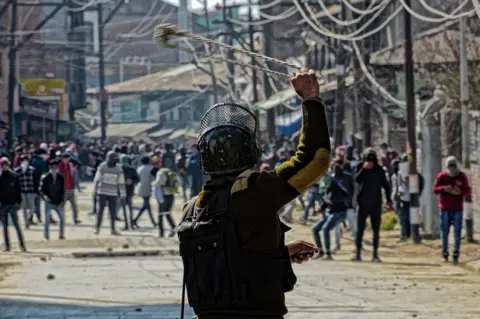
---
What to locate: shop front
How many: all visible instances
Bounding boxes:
[15,96,59,141]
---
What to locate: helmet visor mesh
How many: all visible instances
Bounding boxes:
[199,103,257,137]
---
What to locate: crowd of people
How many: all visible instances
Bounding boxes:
[0,139,206,251]
[0,137,472,265]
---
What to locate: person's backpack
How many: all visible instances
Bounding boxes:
[161,168,179,194]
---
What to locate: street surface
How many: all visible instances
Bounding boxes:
[1,184,480,318]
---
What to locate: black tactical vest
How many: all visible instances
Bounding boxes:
[177,186,297,315]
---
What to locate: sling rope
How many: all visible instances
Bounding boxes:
[153,24,328,79]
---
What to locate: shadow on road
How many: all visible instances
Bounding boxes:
[0,296,194,319]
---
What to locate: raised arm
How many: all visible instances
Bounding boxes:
[232,70,331,211]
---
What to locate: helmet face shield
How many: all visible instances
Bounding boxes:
[197,103,260,176]
[199,103,257,140]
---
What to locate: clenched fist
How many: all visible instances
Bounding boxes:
[290,69,319,100]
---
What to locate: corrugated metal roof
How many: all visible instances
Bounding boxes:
[84,123,158,138]
[256,75,355,110]
[168,128,189,140]
[370,25,480,65]
[149,128,174,138]
[87,62,248,94]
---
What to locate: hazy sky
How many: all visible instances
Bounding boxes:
[164,0,224,9]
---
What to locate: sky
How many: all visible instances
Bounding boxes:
[164,0,224,10]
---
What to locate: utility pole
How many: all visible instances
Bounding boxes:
[460,17,474,242]
[404,0,421,244]
[203,0,218,103]
[7,0,17,149]
[97,0,124,142]
[223,0,235,94]
[178,0,190,63]
[248,0,260,139]
[262,0,275,140]
[334,2,346,147]
[97,2,107,142]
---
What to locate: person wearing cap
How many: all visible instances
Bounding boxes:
[14,154,38,228]
[59,152,81,224]
[0,157,26,252]
[40,158,66,240]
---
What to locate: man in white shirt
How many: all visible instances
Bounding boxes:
[154,167,178,237]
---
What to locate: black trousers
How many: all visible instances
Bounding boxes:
[121,195,133,229]
[158,195,176,237]
[355,206,382,253]
[96,195,117,232]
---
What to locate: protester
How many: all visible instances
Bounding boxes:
[14,154,38,228]
[433,156,471,265]
[39,158,66,241]
[354,148,392,262]
[133,156,156,228]
[154,167,178,238]
[313,159,352,260]
[93,151,126,235]
[30,148,48,223]
[0,157,26,252]
[59,152,81,224]
[119,154,139,230]
[87,150,102,215]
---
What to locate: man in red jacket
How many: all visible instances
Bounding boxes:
[433,156,471,265]
[58,153,81,224]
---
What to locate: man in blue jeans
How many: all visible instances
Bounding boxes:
[302,184,322,223]
[0,157,26,252]
[433,156,471,265]
[40,159,66,240]
[313,159,352,259]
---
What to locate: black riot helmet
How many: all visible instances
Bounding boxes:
[197,102,261,176]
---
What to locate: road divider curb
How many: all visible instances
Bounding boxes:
[72,249,179,258]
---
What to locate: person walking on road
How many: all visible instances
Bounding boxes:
[119,154,139,230]
[30,148,48,223]
[93,151,126,236]
[59,152,81,224]
[312,159,353,260]
[154,167,178,238]
[39,159,66,241]
[133,156,156,228]
[14,154,38,229]
[433,156,471,265]
[353,148,392,262]
[0,157,26,252]
[177,69,330,318]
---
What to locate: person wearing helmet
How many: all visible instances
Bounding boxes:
[176,69,331,319]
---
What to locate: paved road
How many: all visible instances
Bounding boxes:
[2,183,480,318]
[2,253,480,319]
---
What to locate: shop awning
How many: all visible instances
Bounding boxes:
[255,75,354,110]
[84,123,158,138]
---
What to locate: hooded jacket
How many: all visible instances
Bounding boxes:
[120,155,139,197]
[355,148,391,209]
[433,157,470,212]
